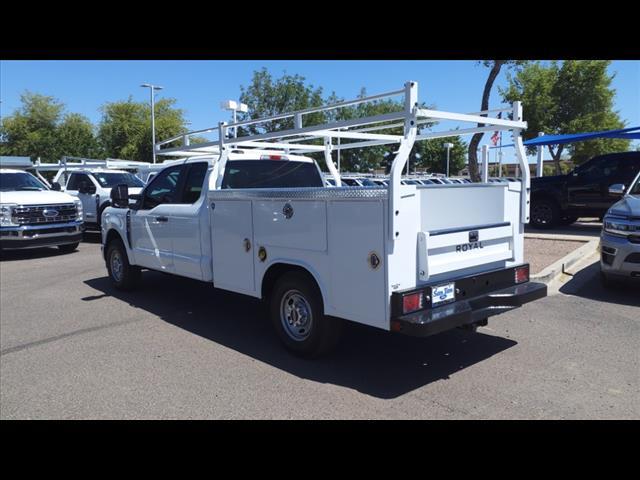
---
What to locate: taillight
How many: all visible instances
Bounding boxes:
[260,154,288,161]
[402,292,424,314]
[515,265,529,284]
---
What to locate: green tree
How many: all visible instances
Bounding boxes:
[238,68,325,134]
[57,113,101,158]
[97,97,189,162]
[501,60,630,174]
[0,91,66,162]
[467,61,527,182]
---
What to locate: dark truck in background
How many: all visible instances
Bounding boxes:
[530,151,640,229]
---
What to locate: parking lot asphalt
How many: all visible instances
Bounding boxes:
[1,234,638,419]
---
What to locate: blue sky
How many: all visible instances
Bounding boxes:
[1,60,638,163]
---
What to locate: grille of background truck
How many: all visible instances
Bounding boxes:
[12,204,78,225]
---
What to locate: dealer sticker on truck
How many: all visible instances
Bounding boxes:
[432,282,455,306]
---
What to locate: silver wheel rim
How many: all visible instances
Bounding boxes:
[110,250,124,283]
[280,289,313,341]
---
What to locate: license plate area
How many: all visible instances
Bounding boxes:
[431,282,455,306]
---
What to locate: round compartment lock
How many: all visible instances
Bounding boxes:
[258,246,267,262]
[283,203,294,219]
[368,251,381,270]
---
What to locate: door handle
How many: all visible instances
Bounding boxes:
[155,216,169,222]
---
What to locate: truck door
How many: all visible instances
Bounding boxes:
[168,162,209,280]
[67,173,98,223]
[130,165,185,273]
[210,199,255,295]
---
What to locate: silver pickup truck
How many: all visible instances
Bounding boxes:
[600,171,640,285]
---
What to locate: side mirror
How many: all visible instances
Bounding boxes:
[110,183,130,208]
[608,184,625,196]
[51,182,61,191]
[129,193,142,209]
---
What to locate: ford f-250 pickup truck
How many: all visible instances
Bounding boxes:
[101,81,547,357]
[530,151,640,229]
[0,168,84,252]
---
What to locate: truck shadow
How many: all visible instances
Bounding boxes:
[559,260,640,307]
[0,247,73,262]
[84,272,517,399]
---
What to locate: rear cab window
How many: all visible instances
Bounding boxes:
[221,159,323,189]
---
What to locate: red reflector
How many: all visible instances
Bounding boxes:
[402,292,423,314]
[260,154,287,161]
[515,265,529,284]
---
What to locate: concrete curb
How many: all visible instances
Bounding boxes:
[530,238,600,285]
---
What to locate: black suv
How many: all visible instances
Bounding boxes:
[530,151,640,229]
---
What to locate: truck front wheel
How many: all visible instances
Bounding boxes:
[269,272,342,358]
[106,238,140,290]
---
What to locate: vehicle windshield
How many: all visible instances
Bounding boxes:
[221,160,324,189]
[93,172,144,188]
[0,172,48,191]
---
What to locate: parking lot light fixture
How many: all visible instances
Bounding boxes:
[141,83,164,164]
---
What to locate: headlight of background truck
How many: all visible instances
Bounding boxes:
[73,199,83,221]
[0,204,19,227]
[604,217,639,236]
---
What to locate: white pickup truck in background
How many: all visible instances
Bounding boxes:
[0,162,84,252]
[101,81,547,357]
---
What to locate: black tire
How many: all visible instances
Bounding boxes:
[269,272,343,358]
[96,201,111,229]
[106,238,140,290]
[58,242,79,253]
[530,199,561,229]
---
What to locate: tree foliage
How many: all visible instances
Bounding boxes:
[97,97,189,162]
[501,60,629,173]
[0,92,99,162]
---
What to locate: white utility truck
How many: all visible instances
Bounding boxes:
[1,157,84,252]
[31,157,149,229]
[101,81,547,357]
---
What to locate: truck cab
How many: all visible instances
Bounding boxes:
[0,168,84,252]
[53,168,145,229]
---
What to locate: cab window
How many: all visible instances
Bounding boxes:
[180,163,208,203]
[143,166,184,209]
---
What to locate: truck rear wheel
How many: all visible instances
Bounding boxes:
[530,199,560,229]
[106,238,140,290]
[269,272,342,358]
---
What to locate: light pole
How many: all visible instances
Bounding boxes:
[443,142,454,177]
[221,100,248,138]
[141,83,163,164]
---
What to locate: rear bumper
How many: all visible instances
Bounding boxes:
[0,221,83,250]
[392,281,547,337]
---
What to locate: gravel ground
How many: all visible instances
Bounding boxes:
[525,237,588,274]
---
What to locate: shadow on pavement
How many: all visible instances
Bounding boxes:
[559,260,640,308]
[0,246,76,262]
[82,231,102,244]
[84,272,517,399]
